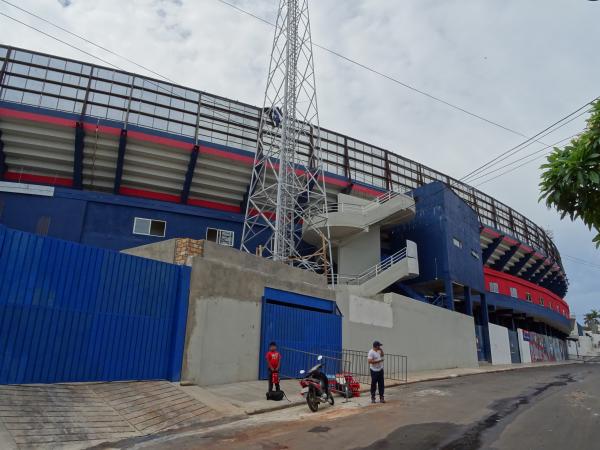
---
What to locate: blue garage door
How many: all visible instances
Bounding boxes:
[0,225,190,384]
[259,288,342,380]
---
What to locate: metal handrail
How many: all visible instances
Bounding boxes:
[330,246,408,286]
[326,190,408,215]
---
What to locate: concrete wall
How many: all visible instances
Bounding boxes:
[517,329,532,363]
[125,239,334,386]
[185,242,334,386]
[336,225,381,275]
[336,290,479,372]
[122,239,177,263]
[567,333,600,358]
[488,323,511,365]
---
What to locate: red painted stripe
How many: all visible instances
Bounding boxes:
[519,244,533,253]
[4,171,73,187]
[502,236,519,246]
[199,145,254,164]
[119,186,180,203]
[481,227,502,238]
[352,184,384,197]
[187,198,241,213]
[321,175,348,188]
[127,130,192,151]
[82,122,121,137]
[484,267,569,315]
[0,107,75,128]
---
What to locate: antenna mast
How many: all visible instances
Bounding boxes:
[241,0,332,276]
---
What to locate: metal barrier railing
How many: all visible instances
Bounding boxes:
[342,349,407,385]
[278,347,407,385]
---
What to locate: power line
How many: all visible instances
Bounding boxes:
[467,134,577,184]
[462,107,592,183]
[563,255,600,270]
[0,12,124,71]
[0,0,176,83]
[0,4,588,204]
[0,12,190,102]
[461,98,599,182]
[474,143,572,187]
[474,150,552,187]
[213,0,545,141]
[4,0,589,188]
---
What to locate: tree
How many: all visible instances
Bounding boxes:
[584,309,600,329]
[539,100,600,247]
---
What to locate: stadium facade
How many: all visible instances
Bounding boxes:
[0,45,571,362]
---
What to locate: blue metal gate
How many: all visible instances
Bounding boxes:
[0,225,190,384]
[259,288,342,380]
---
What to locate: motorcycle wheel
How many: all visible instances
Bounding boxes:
[307,388,319,412]
[328,392,335,406]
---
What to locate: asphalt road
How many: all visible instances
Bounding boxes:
[121,362,600,450]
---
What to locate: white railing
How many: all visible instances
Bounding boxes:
[325,189,410,215]
[329,247,408,286]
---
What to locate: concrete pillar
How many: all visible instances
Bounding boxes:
[480,294,492,362]
[444,278,455,311]
[464,286,473,316]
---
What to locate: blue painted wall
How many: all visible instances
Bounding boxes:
[0,187,247,251]
[391,182,484,292]
[0,225,190,384]
[481,292,571,334]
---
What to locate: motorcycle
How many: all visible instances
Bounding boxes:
[299,355,335,412]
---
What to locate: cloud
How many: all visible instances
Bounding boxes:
[2,0,599,314]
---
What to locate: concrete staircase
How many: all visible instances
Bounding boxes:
[331,240,419,297]
[302,190,416,246]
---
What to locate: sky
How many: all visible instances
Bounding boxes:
[1,0,599,318]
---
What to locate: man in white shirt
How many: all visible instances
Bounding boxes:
[368,340,385,403]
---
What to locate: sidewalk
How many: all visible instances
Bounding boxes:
[180,360,580,416]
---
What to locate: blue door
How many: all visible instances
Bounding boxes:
[259,288,342,380]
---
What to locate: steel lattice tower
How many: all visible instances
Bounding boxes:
[240,0,332,276]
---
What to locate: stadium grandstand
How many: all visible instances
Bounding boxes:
[0,45,571,362]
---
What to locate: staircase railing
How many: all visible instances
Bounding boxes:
[326,189,411,215]
[330,247,408,286]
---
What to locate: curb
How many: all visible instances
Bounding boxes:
[244,360,580,416]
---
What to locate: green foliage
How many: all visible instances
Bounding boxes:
[584,309,599,329]
[539,100,600,247]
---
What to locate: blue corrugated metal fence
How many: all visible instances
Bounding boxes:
[0,225,190,384]
[259,288,342,380]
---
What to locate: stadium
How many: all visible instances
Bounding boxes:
[0,44,571,365]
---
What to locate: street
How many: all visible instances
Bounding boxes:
[112,362,600,450]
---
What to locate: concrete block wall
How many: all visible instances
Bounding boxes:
[336,289,479,372]
[174,238,204,265]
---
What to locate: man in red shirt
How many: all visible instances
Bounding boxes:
[265,341,281,393]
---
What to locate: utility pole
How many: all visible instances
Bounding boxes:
[241,0,332,277]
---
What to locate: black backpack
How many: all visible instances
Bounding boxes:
[266,390,285,401]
